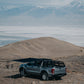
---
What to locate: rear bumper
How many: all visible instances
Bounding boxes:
[48,73,67,78]
[54,73,67,77]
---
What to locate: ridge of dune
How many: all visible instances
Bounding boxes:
[0,37,83,60]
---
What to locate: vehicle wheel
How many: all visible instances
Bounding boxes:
[41,72,49,81]
[20,68,27,77]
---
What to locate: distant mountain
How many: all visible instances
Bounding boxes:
[0,37,82,60]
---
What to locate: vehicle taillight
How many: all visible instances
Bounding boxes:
[51,68,55,74]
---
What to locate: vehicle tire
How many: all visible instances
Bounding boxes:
[20,68,27,77]
[41,72,49,81]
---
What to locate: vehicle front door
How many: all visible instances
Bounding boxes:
[26,61,35,73]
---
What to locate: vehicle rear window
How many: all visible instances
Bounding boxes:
[54,61,65,67]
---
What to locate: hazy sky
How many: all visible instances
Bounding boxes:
[1,0,74,7]
[0,0,84,26]
[1,0,84,7]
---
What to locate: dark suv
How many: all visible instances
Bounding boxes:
[19,58,67,80]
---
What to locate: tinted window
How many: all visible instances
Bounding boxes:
[34,60,42,67]
[54,61,65,67]
[43,61,54,67]
[27,61,35,66]
[42,61,65,67]
[43,61,47,67]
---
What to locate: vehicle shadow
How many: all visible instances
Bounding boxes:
[4,74,62,81]
[4,74,41,80]
[4,74,21,79]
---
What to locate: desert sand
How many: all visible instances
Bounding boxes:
[0,37,84,84]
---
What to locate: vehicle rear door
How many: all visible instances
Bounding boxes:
[32,60,42,74]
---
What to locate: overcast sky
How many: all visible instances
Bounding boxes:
[0,0,84,26]
[1,0,83,8]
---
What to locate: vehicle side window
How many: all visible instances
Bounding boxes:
[27,61,35,66]
[42,61,47,67]
[47,61,53,67]
[43,61,54,67]
[34,61,42,67]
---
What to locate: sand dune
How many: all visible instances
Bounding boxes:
[0,37,83,60]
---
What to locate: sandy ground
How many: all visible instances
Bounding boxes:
[0,55,84,84]
[0,37,84,84]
